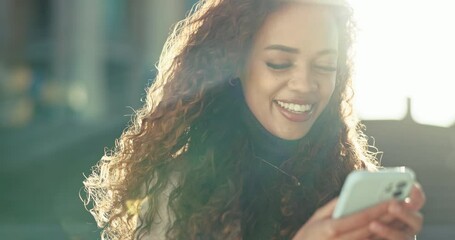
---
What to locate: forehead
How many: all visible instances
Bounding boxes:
[280,0,346,7]
[255,3,339,52]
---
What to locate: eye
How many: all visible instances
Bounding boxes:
[314,65,337,73]
[266,62,293,70]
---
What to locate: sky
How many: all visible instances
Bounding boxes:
[349,0,455,127]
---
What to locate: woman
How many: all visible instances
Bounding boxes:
[83,0,425,239]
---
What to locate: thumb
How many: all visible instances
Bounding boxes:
[404,183,426,211]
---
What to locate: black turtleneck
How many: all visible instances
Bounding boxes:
[234,84,307,239]
[242,100,301,166]
[231,81,304,166]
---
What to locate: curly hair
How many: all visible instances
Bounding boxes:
[82,0,379,239]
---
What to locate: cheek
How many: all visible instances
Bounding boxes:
[321,77,336,100]
[243,67,279,101]
[321,80,338,116]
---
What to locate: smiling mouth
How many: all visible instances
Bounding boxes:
[275,100,313,114]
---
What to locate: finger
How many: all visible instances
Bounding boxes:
[404,183,426,211]
[389,201,423,235]
[369,219,407,240]
[369,221,415,240]
[335,226,373,240]
[331,200,391,233]
[308,197,338,222]
[388,219,407,232]
[378,212,395,226]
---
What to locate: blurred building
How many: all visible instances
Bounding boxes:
[0,0,194,128]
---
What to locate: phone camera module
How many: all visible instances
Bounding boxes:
[396,181,407,189]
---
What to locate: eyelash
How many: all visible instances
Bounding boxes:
[314,65,337,72]
[266,62,337,72]
[266,62,292,70]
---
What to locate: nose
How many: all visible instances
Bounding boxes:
[287,66,318,93]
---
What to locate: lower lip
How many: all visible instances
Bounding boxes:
[275,102,314,122]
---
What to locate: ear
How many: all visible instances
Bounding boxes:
[228,78,240,87]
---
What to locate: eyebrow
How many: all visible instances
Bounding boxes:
[264,44,338,56]
[264,44,300,54]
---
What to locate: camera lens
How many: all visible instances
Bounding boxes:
[393,191,403,198]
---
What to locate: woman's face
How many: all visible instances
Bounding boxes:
[240,3,339,140]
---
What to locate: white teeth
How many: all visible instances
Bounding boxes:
[276,101,312,113]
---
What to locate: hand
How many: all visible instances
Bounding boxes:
[370,183,426,240]
[404,182,426,211]
[292,198,393,240]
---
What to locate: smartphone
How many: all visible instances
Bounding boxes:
[332,167,415,219]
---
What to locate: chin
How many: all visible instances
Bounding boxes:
[276,130,308,140]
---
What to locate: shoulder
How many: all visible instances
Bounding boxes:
[136,172,181,239]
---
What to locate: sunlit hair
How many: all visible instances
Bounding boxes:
[83,0,378,239]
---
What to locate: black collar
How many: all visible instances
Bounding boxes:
[241,94,302,166]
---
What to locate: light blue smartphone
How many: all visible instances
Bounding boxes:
[332,167,415,219]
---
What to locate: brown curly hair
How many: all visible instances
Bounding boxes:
[83,0,379,239]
